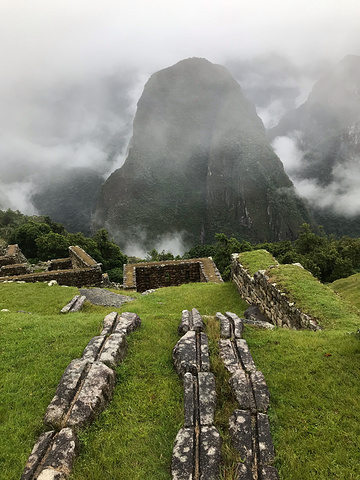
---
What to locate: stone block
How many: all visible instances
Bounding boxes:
[44,359,90,429]
[171,427,194,479]
[42,428,78,475]
[235,462,253,480]
[113,311,141,335]
[229,410,253,469]
[66,361,116,429]
[21,431,55,480]
[219,339,239,374]
[183,372,195,427]
[257,413,275,466]
[100,311,118,336]
[229,370,255,411]
[173,331,210,377]
[98,333,127,368]
[251,371,270,413]
[199,426,222,480]
[178,308,204,334]
[225,312,244,338]
[198,372,216,426]
[235,339,257,374]
[81,336,106,362]
[259,465,279,480]
[216,312,231,338]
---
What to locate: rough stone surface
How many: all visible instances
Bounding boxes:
[257,413,275,466]
[199,426,222,480]
[229,410,253,470]
[235,339,257,373]
[44,359,90,429]
[259,465,280,480]
[113,311,141,335]
[216,312,231,339]
[183,372,195,427]
[178,308,204,334]
[21,431,55,480]
[37,469,64,480]
[81,336,106,363]
[66,361,116,428]
[79,288,134,307]
[98,333,127,368]
[225,312,244,338]
[60,295,86,313]
[100,311,118,336]
[229,370,255,412]
[173,331,210,376]
[218,339,239,374]
[198,372,216,426]
[171,427,194,479]
[42,428,78,475]
[244,305,271,324]
[251,371,270,413]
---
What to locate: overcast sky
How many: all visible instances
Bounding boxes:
[0,0,359,213]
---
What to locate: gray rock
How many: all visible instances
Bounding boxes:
[199,426,222,480]
[66,361,116,429]
[244,305,271,324]
[60,295,86,314]
[37,469,64,480]
[44,359,90,429]
[229,370,255,412]
[243,318,275,330]
[171,427,194,479]
[98,333,127,368]
[259,465,279,480]
[229,410,253,470]
[251,371,270,413]
[216,312,231,339]
[219,339,239,374]
[198,372,216,426]
[113,311,141,335]
[235,339,257,374]
[42,428,78,476]
[225,312,244,339]
[257,413,275,466]
[81,336,106,362]
[21,431,55,480]
[173,331,210,376]
[100,311,118,336]
[178,308,204,334]
[79,288,134,307]
[235,462,253,480]
[183,372,195,427]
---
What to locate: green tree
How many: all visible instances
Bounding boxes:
[10,221,52,259]
[36,232,70,261]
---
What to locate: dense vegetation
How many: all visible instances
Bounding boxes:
[0,209,127,282]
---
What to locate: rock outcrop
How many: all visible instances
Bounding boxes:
[94,58,312,249]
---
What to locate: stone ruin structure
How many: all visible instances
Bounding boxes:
[123,257,223,292]
[0,244,103,287]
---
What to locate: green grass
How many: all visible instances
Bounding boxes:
[3,272,360,480]
[330,272,360,310]
[237,249,277,276]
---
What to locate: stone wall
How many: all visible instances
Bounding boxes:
[0,267,103,287]
[0,263,31,277]
[231,254,319,331]
[134,261,206,292]
[0,244,28,267]
[69,245,100,269]
[47,258,73,271]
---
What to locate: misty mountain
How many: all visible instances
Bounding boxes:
[270,55,360,236]
[93,58,313,251]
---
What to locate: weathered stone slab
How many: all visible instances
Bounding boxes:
[66,361,116,428]
[21,429,77,480]
[259,465,279,480]
[235,462,253,480]
[216,312,231,338]
[243,318,275,330]
[44,359,90,429]
[113,311,141,335]
[60,295,81,314]
[173,331,210,376]
[225,312,244,339]
[42,428,78,476]
[98,333,127,368]
[229,370,255,411]
[199,426,222,480]
[183,372,195,427]
[21,431,55,480]
[100,311,118,336]
[219,339,239,374]
[235,339,257,374]
[81,336,106,362]
[251,371,270,413]
[198,372,216,426]
[171,427,194,479]
[257,413,275,466]
[178,308,204,334]
[229,410,253,470]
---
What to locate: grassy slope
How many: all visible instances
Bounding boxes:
[331,272,360,310]
[238,251,360,479]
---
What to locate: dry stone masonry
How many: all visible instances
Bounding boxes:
[216,312,279,480]
[231,254,319,331]
[172,308,222,479]
[21,311,141,480]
